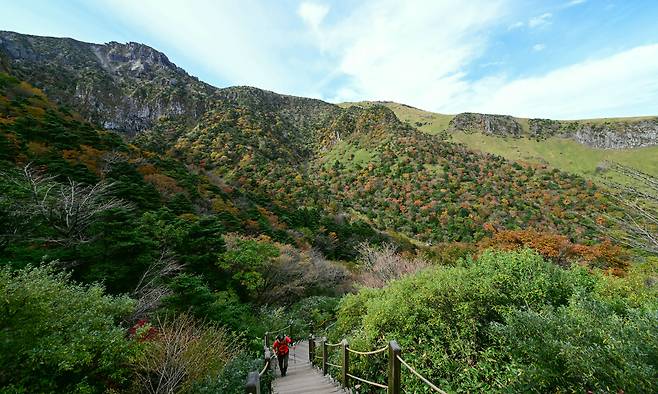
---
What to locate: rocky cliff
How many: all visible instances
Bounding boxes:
[448,113,523,137]
[0,31,215,133]
[3,31,657,150]
[449,113,658,149]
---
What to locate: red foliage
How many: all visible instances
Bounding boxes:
[128,319,158,342]
[477,229,628,274]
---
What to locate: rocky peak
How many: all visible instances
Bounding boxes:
[93,41,181,77]
[449,112,523,137]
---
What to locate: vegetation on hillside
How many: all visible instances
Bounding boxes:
[1,33,657,394]
[343,100,658,184]
[0,72,351,392]
[329,249,658,393]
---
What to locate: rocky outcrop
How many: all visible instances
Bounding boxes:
[563,119,658,149]
[2,31,657,149]
[448,113,523,137]
[450,111,658,149]
[0,31,215,134]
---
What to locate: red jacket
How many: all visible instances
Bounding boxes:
[273,336,292,355]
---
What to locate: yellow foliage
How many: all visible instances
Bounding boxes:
[27,141,50,155]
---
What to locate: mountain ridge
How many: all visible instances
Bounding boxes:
[0,31,626,246]
[341,101,658,149]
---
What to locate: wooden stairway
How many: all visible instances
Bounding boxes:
[272,341,345,394]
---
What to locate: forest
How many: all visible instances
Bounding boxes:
[0,53,656,394]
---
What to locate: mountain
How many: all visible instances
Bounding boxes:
[341,100,658,148]
[2,27,656,394]
[341,101,658,182]
[0,31,623,249]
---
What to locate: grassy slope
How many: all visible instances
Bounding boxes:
[341,101,658,180]
[451,132,658,182]
[339,101,454,135]
[321,140,377,170]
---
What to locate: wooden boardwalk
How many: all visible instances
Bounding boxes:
[272,341,345,394]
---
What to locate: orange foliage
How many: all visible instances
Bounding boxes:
[27,141,50,155]
[478,229,628,274]
[137,164,158,176]
[61,145,104,174]
[143,173,184,196]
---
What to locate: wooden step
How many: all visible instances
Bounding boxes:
[271,341,346,394]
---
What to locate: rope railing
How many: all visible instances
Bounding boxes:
[259,352,273,377]
[263,323,292,348]
[348,344,388,356]
[307,333,447,394]
[397,355,447,394]
[248,324,448,394]
[246,347,274,394]
[347,373,388,389]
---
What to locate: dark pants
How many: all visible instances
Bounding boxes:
[277,353,289,376]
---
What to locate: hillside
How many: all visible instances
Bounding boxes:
[1,31,622,247]
[342,101,658,182]
[1,30,656,394]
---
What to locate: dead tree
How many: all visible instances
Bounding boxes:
[357,242,429,288]
[16,163,132,246]
[600,163,658,255]
[131,249,184,321]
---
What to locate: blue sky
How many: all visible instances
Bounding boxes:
[2,0,658,119]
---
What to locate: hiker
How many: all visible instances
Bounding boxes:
[273,334,293,376]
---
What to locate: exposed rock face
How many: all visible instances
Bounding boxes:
[0,31,360,140]
[0,31,215,134]
[449,113,523,137]
[565,120,658,149]
[450,112,658,149]
[2,31,657,150]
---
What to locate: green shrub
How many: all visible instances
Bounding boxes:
[0,264,140,393]
[331,249,657,393]
[491,295,658,393]
[192,352,273,394]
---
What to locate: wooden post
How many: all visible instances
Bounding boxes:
[263,348,271,371]
[245,371,260,394]
[341,339,349,388]
[309,335,315,363]
[263,348,272,392]
[322,338,328,375]
[388,341,401,394]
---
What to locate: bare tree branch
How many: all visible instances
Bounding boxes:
[596,163,658,255]
[135,314,233,394]
[357,242,429,288]
[131,249,184,321]
[12,163,133,246]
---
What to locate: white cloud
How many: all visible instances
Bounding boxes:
[312,0,507,107]
[507,21,524,30]
[298,2,330,31]
[462,44,658,119]
[565,0,586,7]
[532,43,546,51]
[89,0,657,119]
[528,12,552,28]
[94,0,318,96]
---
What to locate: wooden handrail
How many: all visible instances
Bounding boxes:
[309,331,444,394]
[244,345,272,394]
[246,328,446,394]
